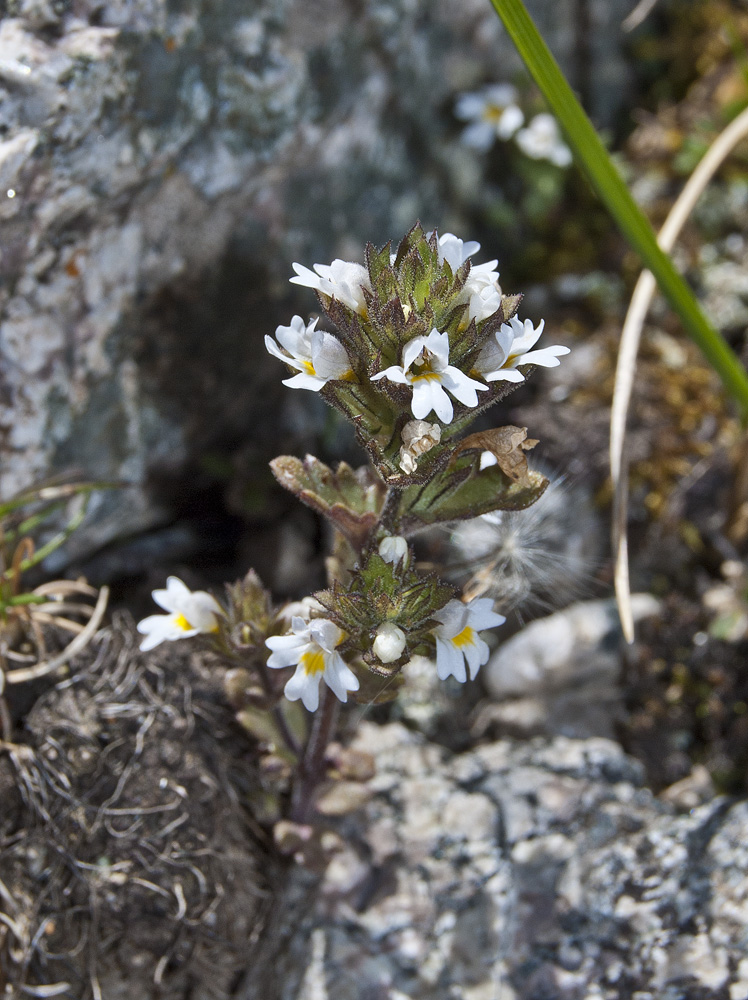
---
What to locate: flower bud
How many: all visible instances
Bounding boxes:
[372,622,407,664]
[378,535,408,565]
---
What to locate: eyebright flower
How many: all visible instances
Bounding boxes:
[434,231,481,271]
[266,617,360,712]
[432,232,502,326]
[137,577,222,652]
[265,315,353,391]
[399,419,441,474]
[432,597,505,682]
[372,622,407,664]
[455,84,525,151]
[474,315,570,383]
[465,280,502,325]
[290,259,371,315]
[371,328,487,424]
[378,535,409,565]
[516,113,572,168]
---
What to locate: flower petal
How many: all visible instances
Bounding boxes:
[371,365,408,384]
[152,576,191,612]
[435,637,467,682]
[412,380,453,423]
[441,367,487,408]
[284,663,320,712]
[324,652,359,702]
[516,345,570,368]
[283,372,325,391]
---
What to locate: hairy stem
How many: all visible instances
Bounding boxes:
[289,686,339,824]
[377,485,403,536]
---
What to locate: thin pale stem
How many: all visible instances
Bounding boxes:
[611,105,748,642]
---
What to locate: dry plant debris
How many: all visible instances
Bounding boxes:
[0,615,268,1000]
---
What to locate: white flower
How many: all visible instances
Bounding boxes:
[434,231,482,271]
[265,315,352,391]
[474,315,570,383]
[455,84,525,151]
[372,622,407,664]
[137,577,222,652]
[371,328,487,424]
[516,113,572,167]
[266,617,359,712]
[378,535,409,565]
[290,259,371,315]
[431,231,502,325]
[465,280,502,325]
[399,419,442,473]
[432,598,505,682]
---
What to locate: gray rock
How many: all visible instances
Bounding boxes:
[244,722,745,1000]
[480,595,661,739]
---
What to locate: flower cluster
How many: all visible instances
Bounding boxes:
[455,85,572,168]
[265,226,568,484]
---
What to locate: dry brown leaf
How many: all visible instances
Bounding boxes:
[452,426,539,487]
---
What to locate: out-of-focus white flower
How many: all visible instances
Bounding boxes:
[372,622,407,664]
[398,419,442,473]
[265,315,353,391]
[137,577,222,652]
[474,315,570,383]
[432,597,505,682]
[290,259,371,315]
[516,113,572,167]
[266,617,359,712]
[455,84,525,151]
[372,328,487,424]
[379,535,409,565]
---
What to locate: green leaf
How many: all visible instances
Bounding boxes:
[365,240,394,286]
[398,448,548,531]
[488,0,748,421]
[269,456,385,549]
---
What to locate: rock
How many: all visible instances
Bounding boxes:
[243,722,748,1000]
[660,764,717,813]
[0,0,633,565]
[480,595,661,739]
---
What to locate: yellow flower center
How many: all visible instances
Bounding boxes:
[301,648,326,675]
[302,359,316,376]
[410,370,440,382]
[482,104,505,124]
[173,612,193,631]
[451,626,476,649]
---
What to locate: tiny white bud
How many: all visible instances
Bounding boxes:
[372,622,407,664]
[378,535,408,565]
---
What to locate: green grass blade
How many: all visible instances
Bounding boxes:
[488,0,748,420]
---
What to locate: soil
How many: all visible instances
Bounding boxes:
[0,616,272,1000]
